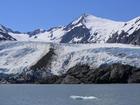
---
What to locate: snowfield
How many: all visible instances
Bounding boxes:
[1,41,140,75]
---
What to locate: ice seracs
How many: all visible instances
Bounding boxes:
[50,43,140,75]
[0,41,50,74]
[1,42,140,75]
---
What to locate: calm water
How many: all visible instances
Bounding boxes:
[0,84,140,105]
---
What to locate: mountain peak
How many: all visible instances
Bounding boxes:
[0,24,13,33]
[81,13,93,18]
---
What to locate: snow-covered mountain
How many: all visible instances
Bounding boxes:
[0,25,16,41]
[1,14,140,45]
[107,17,140,45]
[61,14,124,43]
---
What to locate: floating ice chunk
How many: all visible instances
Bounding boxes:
[70,95,97,100]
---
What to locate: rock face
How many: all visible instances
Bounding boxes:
[30,47,55,70]
[107,29,140,45]
[27,29,46,37]
[61,75,81,84]
[0,25,17,41]
[58,64,140,84]
[107,17,140,45]
[60,26,91,43]
[1,63,140,84]
[0,32,16,41]
[128,71,140,83]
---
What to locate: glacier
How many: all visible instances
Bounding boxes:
[0,41,50,74]
[0,41,140,75]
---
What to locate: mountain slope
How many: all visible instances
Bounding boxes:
[0,25,16,41]
[61,14,124,43]
[107,17,140,45]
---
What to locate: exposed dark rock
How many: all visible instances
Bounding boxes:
[61,75,81,84]
[1,63,140,84]
[30,47,55,70]
[27,29,46,37]
[128,71,140,83]
[0,32,16,41]
[109,64,134,83]
[107,29,140,45]
[59,63,140,84]
[61,26,91,43]
[64,13,88,30]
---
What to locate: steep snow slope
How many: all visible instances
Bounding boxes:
[118,16,140,35]
[64,14,124,43]
[0,41,50,74]
[8,33,30,41]
[107,16,140,45]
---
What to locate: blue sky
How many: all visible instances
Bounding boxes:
[0,0,139,32]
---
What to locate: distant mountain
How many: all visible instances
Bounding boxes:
[107,17,140,45]
[61,14,124,43]
[0,25,16,41]
[27,29,46,37]
[1,14,140,45]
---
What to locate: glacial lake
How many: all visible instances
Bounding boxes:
[0,84,140,105]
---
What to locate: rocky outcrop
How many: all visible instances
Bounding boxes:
[30,47,55,70]
[56,63,140,84]
[128,71,140,83]
[0,32,16,41]
[107,29,140,45]
[27,29,46,37]
[61,75,81,84]
[1,63,140,84]
[60,26,91,43]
